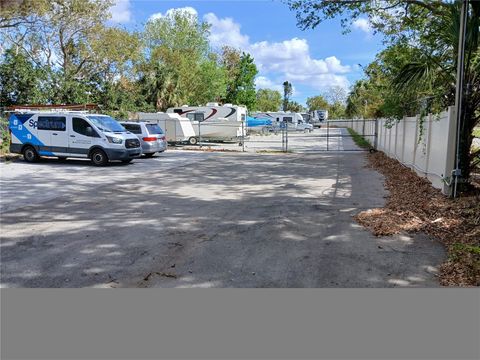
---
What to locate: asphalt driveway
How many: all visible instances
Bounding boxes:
[0,149,445,287]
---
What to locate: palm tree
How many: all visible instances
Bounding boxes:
[393,2,480,187]
[282,81,292,111]
[140,62,181,111]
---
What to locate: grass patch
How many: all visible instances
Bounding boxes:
[347,128,371,149]
[1,116,10,156]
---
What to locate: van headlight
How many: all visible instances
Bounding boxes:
[106,136,123,144]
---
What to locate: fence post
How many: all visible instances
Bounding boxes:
[374,119,378,150]
[285,122,288,153]
[241,120,245,152]
[424,113,433,179]
[198,121,201,148]
[326,120,329,151]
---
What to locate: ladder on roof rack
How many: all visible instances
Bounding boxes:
[5,104,100,113]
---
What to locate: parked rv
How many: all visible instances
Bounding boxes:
[136,112,196,145]
[9,111,142,165]
[309,109,328,127]
[296,118,314,133]
[167,103,246,144]
[301,112,312,124]
[120,121,167,157]
[251,112,312,132]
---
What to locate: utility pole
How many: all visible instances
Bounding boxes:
[453,0,468,198]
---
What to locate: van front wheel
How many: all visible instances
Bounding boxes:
[188,137,198,145]
[23,146,39,163]
[91,149,108,166]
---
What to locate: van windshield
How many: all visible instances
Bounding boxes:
[86,115,125,133]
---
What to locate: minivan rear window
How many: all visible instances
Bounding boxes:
[145,124,164,134]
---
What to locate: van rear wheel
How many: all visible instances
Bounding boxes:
[90,149,108,166]
[188,137,198,145]
[23,146,39,163]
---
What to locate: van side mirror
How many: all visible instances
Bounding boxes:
[86,126,94,136]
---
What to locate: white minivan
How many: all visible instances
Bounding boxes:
[9,111,142,165]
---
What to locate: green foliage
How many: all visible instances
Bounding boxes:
[256,89,282,112]
[328,102,346,119]
[347,128,371,149]
[295,1,479,183]
[224,53,258,110]
[0,115,10,154]
[191,56,227,105]
[0,0,260,117]
[0,48,49,106]
[285,101,304,113]
[307,93,345,119]
[306,95,328,111]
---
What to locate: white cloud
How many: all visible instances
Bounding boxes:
[203,13,249,49]
[255,77,300,96]
[353,18,372,34]
[202,13,352,91]
[109,0,132,23]
[146,8,352,92]
[255,76,283,92]
[149,7,198,22]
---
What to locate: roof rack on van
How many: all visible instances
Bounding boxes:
[5,103,100,113]
[9,109,90,114]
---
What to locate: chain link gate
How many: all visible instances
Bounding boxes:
[125,114,377,154]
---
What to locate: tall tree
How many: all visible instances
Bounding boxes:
[144,9,228,108]
[0,0,143,105]
[288,0,480,187]
[0,0,49,29]
[282,81,292,111]
[225,53,258,110]
[325,86,347,106]
[256,89,282,112]
[221,46,242,102]
[0,48,48,105]
[190,54,227,105]
[306,95,328,111]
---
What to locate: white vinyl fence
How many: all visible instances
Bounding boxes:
[330,106,457,195]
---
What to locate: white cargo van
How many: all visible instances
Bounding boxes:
[9,111,142,165]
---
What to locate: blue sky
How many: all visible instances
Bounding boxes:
[109,0,385,106]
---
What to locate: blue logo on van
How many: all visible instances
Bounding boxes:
[9,114,54,156]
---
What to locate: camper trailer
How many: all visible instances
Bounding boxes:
[136,112,196,144]
[166,103,246,144]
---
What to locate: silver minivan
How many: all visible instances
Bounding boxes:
[121,122,167,157]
